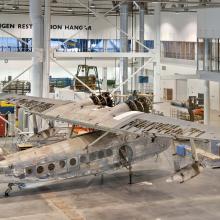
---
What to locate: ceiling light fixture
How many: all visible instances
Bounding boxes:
[90,3,95,8]
[66,8,73,12]
[12,5,19,10]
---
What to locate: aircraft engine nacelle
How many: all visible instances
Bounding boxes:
[167,162,204,183]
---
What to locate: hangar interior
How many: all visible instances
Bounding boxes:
[1,0,220,220]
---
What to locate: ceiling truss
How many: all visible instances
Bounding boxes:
[0,0,219,16]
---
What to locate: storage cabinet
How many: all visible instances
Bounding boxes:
[0,115,6,137]
[163,88,173,101]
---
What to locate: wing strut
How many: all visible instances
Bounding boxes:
[168,138,203,183]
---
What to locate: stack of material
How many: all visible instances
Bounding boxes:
[2,80,31,95]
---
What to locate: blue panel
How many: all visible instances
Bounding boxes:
[49,77,73,87]
[144,40,154,52]
[211,140,220,156]
[176,145,186,157]
[106,39,120,52]
[139,76,149,83]
[0,107,14,114]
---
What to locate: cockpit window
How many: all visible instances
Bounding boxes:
[89,152,97,161]
[80,155,87,163]
[106,148,113,157]
[98,150,104,159]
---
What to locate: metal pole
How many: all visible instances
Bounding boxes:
[61,0,128,47]
[204,38,210,125]
[75,0,152,53]
[153,3,161,102]
[120,2,128,96]
[30,0,44,97]
[111,58,153,95]
[43,0,51,98]
[139,3,145,93]
[102,67,108,91]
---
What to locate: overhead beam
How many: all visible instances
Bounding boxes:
[54,52,154,59]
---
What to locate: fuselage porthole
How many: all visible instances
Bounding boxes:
[37,166,44,174]
[48,163,55,171]
[59,160,66,168]
[69,158,77,166]
[26,167,32,175]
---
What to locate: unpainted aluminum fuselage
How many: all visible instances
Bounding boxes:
[0,131,171,189]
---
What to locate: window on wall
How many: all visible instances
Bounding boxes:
[161,41,195,60]
[0,37,154,53]
[135,40,154,52]
[106,39,120,52]
[0,37,32,52]
[88,39,104,52]
[197,38,220,72]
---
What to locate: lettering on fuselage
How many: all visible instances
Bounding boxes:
[120,119,205,138]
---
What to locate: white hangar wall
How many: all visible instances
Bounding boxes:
[0,12,220,111]
[160,12,197,42]
[0,14,155,40]
[197,8,220,38]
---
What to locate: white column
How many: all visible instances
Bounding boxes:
[102,67,108,91]
[43,0,51,98]
[30,0,44,97]
[120,3,128,96]
[204,38,210,125]
[204,80,210,125]
[153,3,161,102]
[139,3,145,93]
[219,83,220,112]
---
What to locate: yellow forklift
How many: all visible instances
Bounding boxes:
[74,65,101,92]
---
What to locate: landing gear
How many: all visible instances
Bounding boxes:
[4,183,25,197]
[118,145,134,184]
[4,183,13,197]
[129,165,133,185]
[100,174,104,185]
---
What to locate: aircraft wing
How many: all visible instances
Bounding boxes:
[40,103,220,141]
[2,93,220,141]
[0,93,93,113]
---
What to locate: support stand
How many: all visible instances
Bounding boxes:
[129,165,133,184]
[5,183,13,197]
[101,174,104,185]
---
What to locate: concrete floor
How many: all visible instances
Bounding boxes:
[0,155,220,220]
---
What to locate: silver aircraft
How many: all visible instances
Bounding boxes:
[0,93,219,197]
